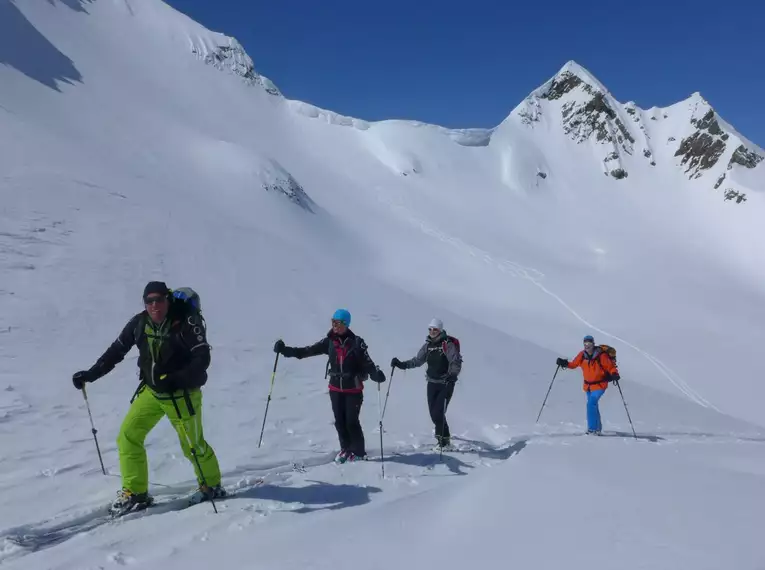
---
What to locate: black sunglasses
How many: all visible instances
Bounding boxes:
[144,295,167,305]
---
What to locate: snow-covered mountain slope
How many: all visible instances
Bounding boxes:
[1,1,764,568]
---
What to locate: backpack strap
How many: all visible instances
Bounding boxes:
[133,313,147,346]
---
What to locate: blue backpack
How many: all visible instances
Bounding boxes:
[171,287,202,313]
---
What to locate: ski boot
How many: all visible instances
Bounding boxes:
[189,484,227,506]
[345,452,368,463]
[433,437,454,453]
[109,488,153,517]
[334,450,350,464]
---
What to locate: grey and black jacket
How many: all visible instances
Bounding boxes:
[399,330,461,384]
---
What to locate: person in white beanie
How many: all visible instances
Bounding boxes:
[391,318,462,451]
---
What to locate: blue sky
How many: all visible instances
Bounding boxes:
[167,0,764,146]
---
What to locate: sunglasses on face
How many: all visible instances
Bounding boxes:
[584,341,594,348]
[331,320,346,327]
[144,296,167,305]
[429,328,440,333]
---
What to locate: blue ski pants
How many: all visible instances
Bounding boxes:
[586,389,605,432]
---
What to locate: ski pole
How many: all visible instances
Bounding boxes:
[258,352,280,448]
[177,421,218,514]
[440,395,447,462]
[81,384,106,475]
[377,382,385,478]
[173,394,218,514]
[536,365,560,423]
[381,366,395,421]
[615,380,637,439]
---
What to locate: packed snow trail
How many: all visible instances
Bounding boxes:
[0,435,527,564]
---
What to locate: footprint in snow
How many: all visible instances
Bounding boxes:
[107,551,135,565]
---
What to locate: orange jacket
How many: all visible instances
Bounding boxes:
[567,349,618,392]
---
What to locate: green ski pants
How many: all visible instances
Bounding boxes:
[116,385,221,494]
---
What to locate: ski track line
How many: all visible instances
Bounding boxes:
[0,459,309,562]
[3,426,759,562]
[373,187,718,412]
[0,438,518,562]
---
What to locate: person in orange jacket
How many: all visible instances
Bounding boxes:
[556,335,620,435]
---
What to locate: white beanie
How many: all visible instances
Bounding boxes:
[428,318,443,330]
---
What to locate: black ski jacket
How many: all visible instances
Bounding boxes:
[86,299,210,394]
[282,329,378,393]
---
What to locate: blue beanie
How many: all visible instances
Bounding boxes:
[583,335,594,343]
[332,309,351,326]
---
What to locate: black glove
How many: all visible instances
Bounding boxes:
[72,369,96,390]
[391,357,403,369]
[370,367,386,383]
[556,357,569,368]
[610,373,620,383]
[274,339,285,354]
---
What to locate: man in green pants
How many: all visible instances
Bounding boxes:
[72,281,224,516]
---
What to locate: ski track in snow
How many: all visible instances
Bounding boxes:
[0,437,521,563]
[373,186,718,411]
[4,426,763,564]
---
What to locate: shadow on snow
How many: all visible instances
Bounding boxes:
[236,480,382,513]
[381,437,528,476]
[0,1,90,91]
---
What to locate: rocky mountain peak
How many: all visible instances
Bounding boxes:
[528,61,639,179]
[675,96,764,194]
[674,105,728,180]
[513,62,763,195]
[189,36,281,97]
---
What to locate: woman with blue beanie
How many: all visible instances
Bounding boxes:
[274,309,386,463]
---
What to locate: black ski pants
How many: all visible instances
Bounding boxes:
[427,381,455,443]
[329,391,365,456]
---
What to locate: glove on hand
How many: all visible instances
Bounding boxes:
[370,367,386,383]
[72,369,97,390]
